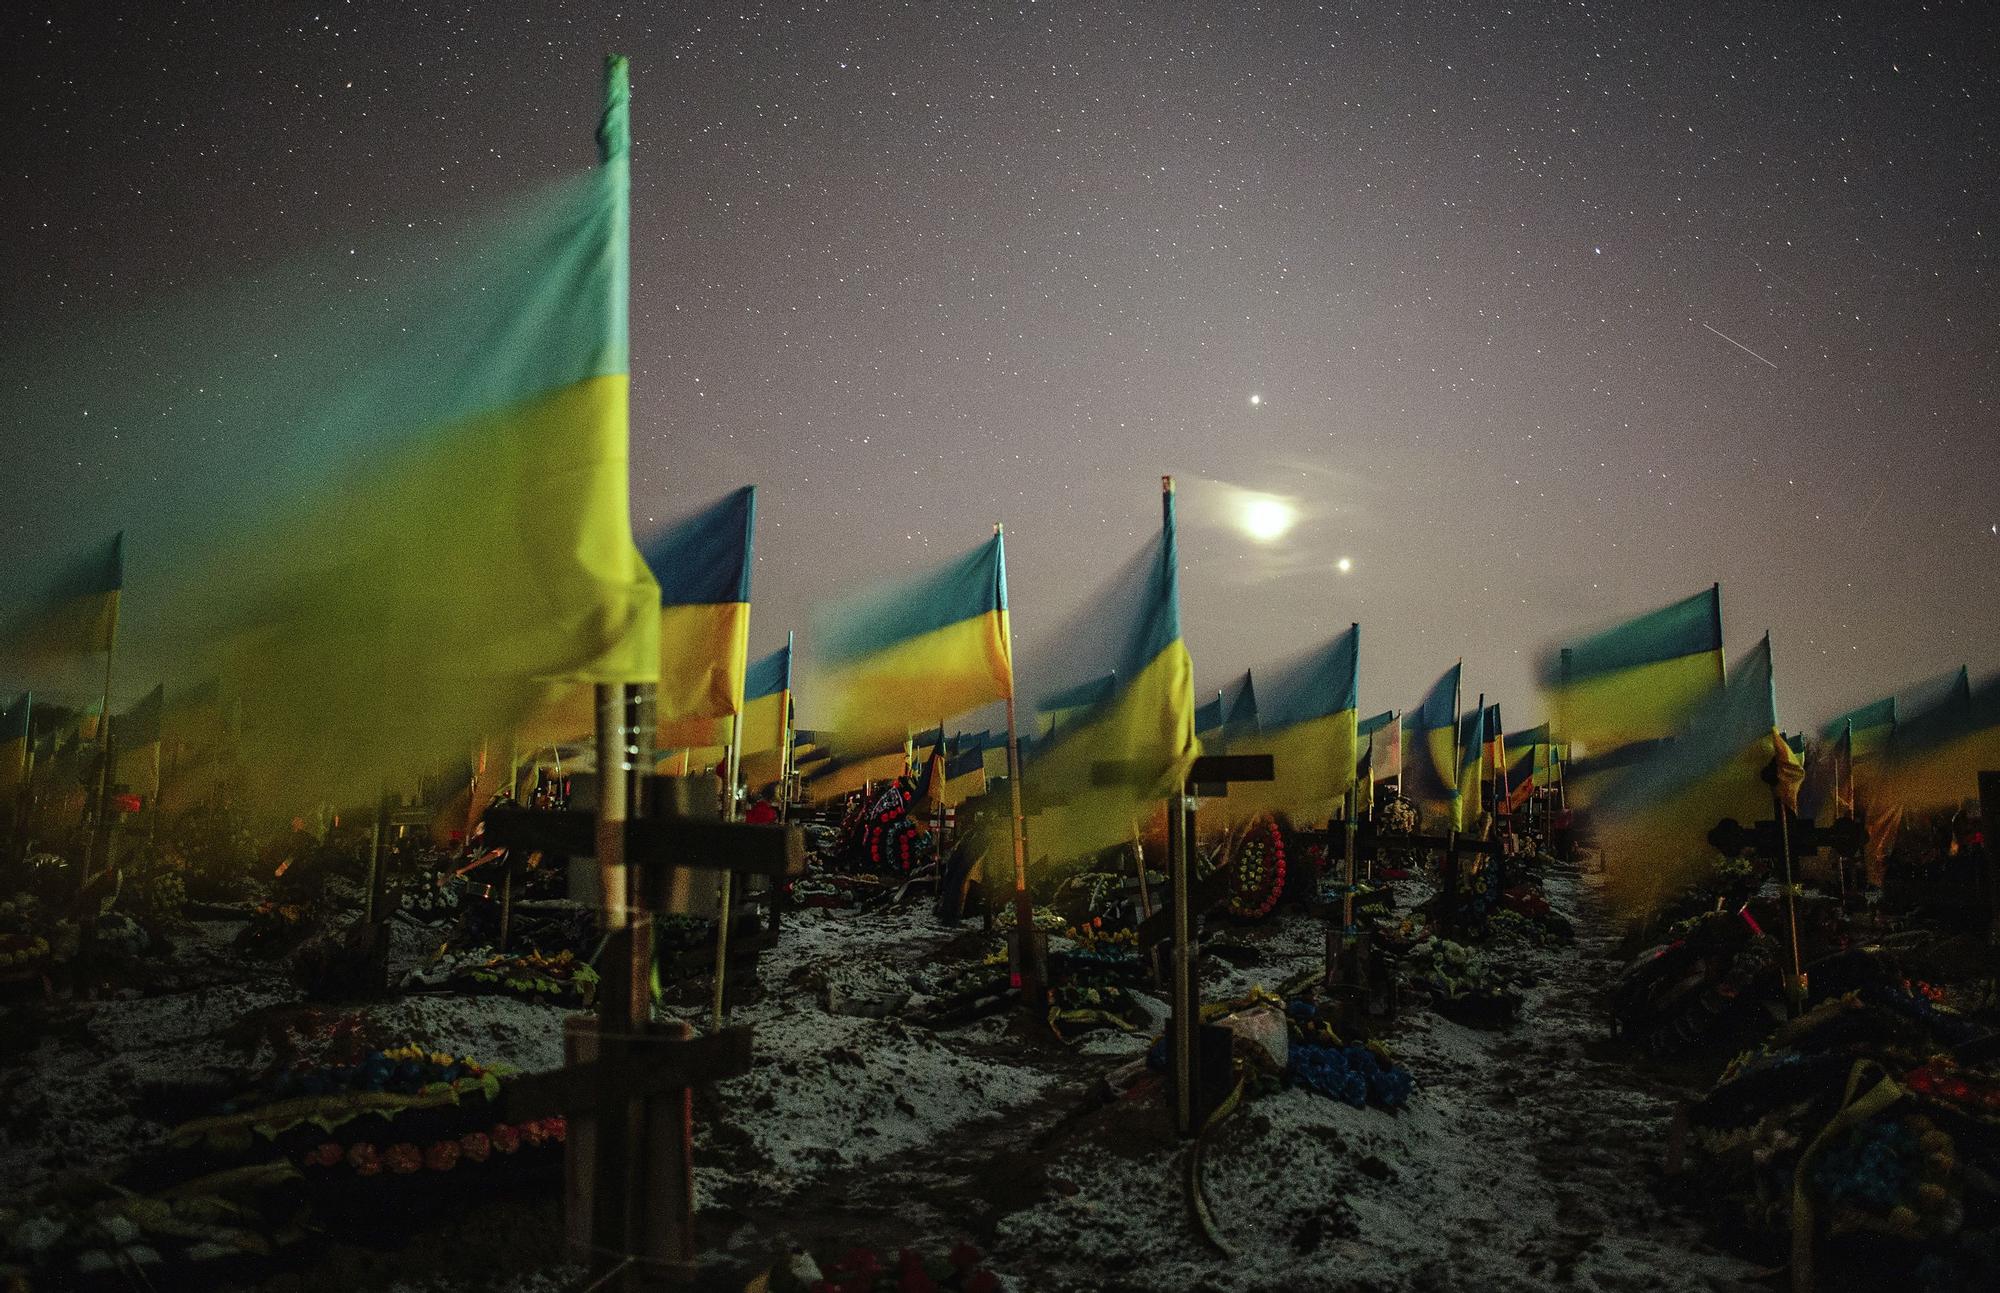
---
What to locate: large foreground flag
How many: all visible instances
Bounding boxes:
[1401,664,1461,830]
[1228,625,1360,824]
[815,531,1014,753]
[1543,585,1724,795]
[4,58,662,810]
[642,485,756,749]
[1592,634,1800,913]
[1023,480,1199,861]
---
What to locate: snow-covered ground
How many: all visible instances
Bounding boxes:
[3,864,1763,1292]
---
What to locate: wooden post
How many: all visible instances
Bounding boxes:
[1167,783,1194,1136]
[1977,772,1999,945]
[1773,780,1806,1013]
[711,715,741,1031]
[589,682,646,1282]
[996,523,1038,1000]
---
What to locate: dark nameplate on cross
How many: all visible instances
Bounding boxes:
[504,1026,754,1123]
[483,806,806,878]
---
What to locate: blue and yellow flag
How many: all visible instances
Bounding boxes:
[1881,667,1996,813]
[3,59,662,811]
[1022,479,1198,861]
[159,678,234,813]
[943,732,989,806]
[1401,664,1461,830]
[1542,584,1724,786]
[738,634,792,791]
[1592,634,1798,912]
[1356,708,1396,791]
[815,531,1013,754]
[1456,699,1488,831]
[1227,625,1360,824]
[1194,690,1226,739]
[1221,671,1261,744]
[641,486,756,750]
[1502,723,1550,811]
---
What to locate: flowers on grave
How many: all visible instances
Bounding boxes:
[808,1241,1001,1293]
[1224,816,1287,920]
[462,948,600,1005]
[300,1119,564,1174]
[1812,1112,1960,1240]
[251,1043,496,1103]
[1282,1000,1414,1110]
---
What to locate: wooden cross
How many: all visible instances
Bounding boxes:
[1162,753,1273,1136]
[481,705,805,1291]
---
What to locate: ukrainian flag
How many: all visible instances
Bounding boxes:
[1,692,29,812]
[803,747,909,803]
[1227,625,1360,824]
[1456,699,1488,831]
[1882,667,1996,813]
[1543,584,1724,780]
[943,732,989,806]
[1194,690,1226,740]
[815,531,1013,754]
[0,534,123,675]
[159,678,234,813]
[1823,695,1896,771]
[641,486,756,751]
[1592,634,1799,913]
[17,58,662,811]
[1220,671,1261,745]
[1022,479,1199,861]
[1503,723,1548,812]
[1039,673,1118,740]
[1357,708,1396,795]
[737,635,792,791]
[1401,664,1461,830]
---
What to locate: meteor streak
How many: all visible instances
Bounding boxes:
[1700,321,1780,370]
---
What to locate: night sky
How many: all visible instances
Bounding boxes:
[6,1,1997,731]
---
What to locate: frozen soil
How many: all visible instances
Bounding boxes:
[2,864,1762,1291]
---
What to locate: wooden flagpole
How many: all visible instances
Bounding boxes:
[997,523,1037,997]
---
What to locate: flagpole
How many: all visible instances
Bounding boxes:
[711,712,741,1031]
[996,523,1036,997]
[86,635,116,891]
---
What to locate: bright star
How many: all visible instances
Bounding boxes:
[1336,557,1353,574]
[1248,393,1262,406]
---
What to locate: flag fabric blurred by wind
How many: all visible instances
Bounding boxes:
[1021,483,1198,862]
[1543,585,1724,804]
[1590,634,1798,913]
[812,532,1013,756]
[0,60,660,813]
[1401,664,1460,831]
